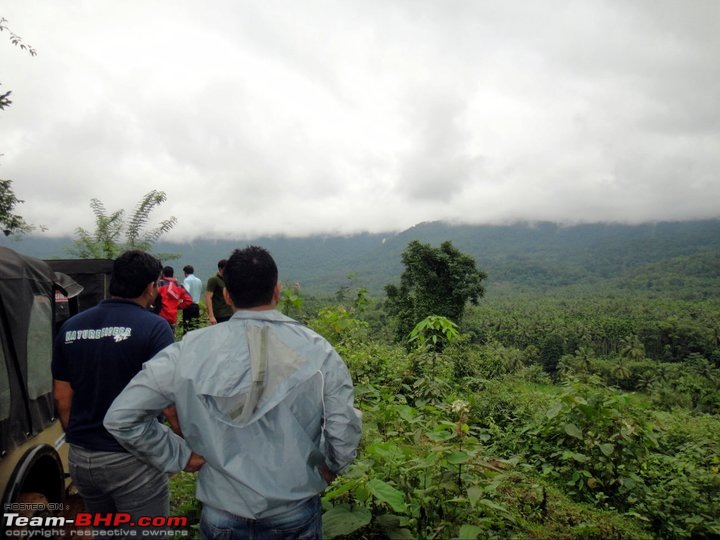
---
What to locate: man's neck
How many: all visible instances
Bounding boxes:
[233,303,276,313]
[250,304,275,312]
[112,295,149,308]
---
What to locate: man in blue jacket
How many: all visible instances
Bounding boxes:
[105,246,361,539]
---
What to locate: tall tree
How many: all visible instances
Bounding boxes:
[620,335,645,360]
[69,190,178,259]
[1,19,37,235]
[0,17,36,111]
[385,240,486,342]
[0,179,32,236]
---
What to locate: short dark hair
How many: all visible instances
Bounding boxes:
[183,265,194,274]
[224,246,278,308]
[109,250,162,299]
[218,259,227,270]
[162,266,174,278]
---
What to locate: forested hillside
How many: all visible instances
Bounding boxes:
[10,221,720,538]
[13,219,720,297]
[162,236,719,539]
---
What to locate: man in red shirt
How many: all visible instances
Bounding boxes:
[156,266,193,332]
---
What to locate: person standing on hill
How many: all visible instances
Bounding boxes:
[205,259,233,324]
[105,246,361,539]
[181,264,203,332]
[156,266,193,332]
[51,250,178,528]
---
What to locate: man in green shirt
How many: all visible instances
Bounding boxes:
[205,259,233,324]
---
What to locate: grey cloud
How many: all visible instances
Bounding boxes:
[2,0,719,239]
[396,93,485,201]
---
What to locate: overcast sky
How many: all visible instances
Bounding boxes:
[2,1,719,241]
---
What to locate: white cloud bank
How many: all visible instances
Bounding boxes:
[1,0,719,241]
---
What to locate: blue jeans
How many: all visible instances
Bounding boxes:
[69,445,169,532]
[200,496,322,540]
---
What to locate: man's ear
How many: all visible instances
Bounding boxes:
[222,287,234,308]
[272,282,281,304]
[145,281,157,299]
[138,281,157,309]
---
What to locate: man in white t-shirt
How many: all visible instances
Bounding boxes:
[181,264,203,332]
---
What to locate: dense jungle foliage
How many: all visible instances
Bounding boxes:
[171,278,720,539]
[21,219,720,538]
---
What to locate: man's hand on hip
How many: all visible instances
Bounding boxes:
[184,452,206,472]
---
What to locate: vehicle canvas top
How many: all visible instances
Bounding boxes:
[46,258,113,313]
[0,247,81,457]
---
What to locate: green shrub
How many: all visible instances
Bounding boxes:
[518,379,658,507]
[629,411,720,538]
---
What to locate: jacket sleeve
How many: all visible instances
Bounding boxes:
[322,353,362,473]
[104,343,193,473]
[180,287,194,309]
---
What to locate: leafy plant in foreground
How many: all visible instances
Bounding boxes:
[520,379,658,507]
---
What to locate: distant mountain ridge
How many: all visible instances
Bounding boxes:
[7,219,720,296]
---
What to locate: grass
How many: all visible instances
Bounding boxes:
[169,472,201,539]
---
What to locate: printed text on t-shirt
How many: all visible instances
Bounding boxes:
[64,327,132,343]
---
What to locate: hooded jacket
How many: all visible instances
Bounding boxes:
[104,309,361,519]
[156,276,193,325]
